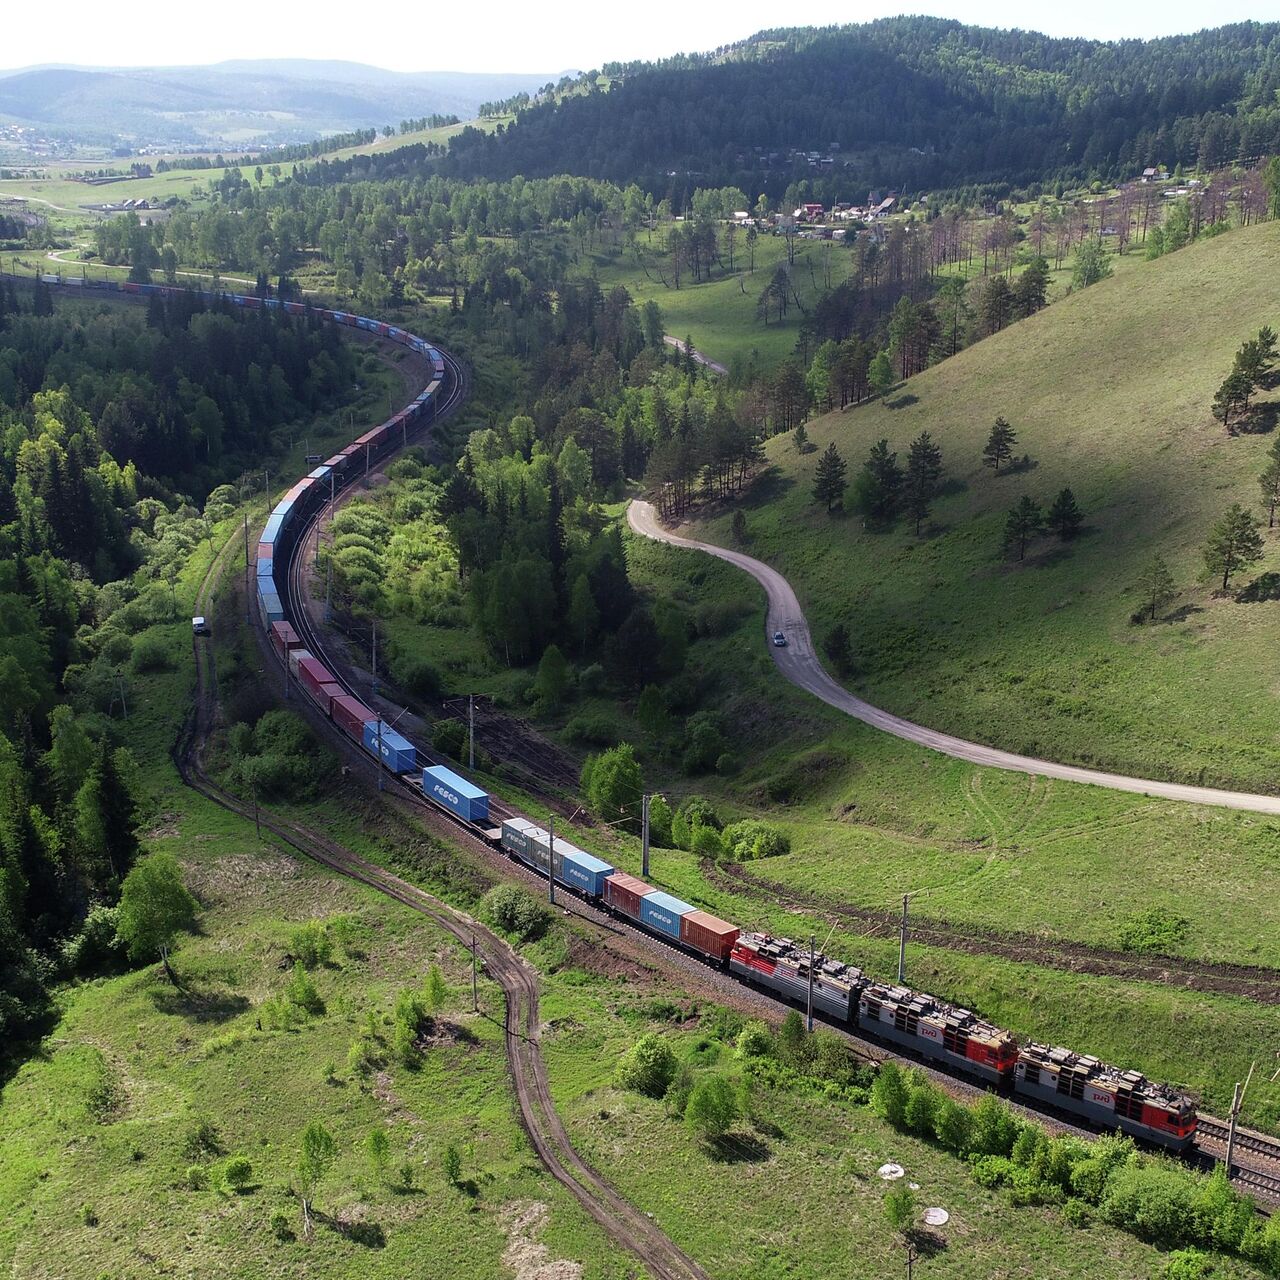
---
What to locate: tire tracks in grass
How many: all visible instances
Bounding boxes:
[177,488,709,1280]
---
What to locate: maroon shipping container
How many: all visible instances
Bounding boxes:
[269,622,301,661]
[603,872,654,921]
[331,694,374,741]
[680,910,740,962]
[297,657,335,702]
[309,681,343,715]
[257,541,274,562]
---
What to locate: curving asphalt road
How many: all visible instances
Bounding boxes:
[627,499,1280,815]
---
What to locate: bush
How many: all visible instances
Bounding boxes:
[720,819,790,861]
[270,1209,293,1241]
[689,823,727,860]
[398,658,442,700]
[970,1092,1021,1156]
[222,1156,253,1191]
[290,920,332,969]
[681,712,724,774]
[565,712,622,747]
[185,1164,208,1190]
[432,718,465,757]
[903,1078,940,1137]
[664,1063,695,1117]
[183,1117,222,1160]
[1117,906,1190,954]
[285,961,324,1015]
[617,1033,678,1098]
[60,904,127,974]
[693,599,753,637]
[871,1061,909,1128]
[934,1099,974,1154]
[131,633,174,673]
[1100,1163,1197,1247]
[481,884,551,941]
[578,663,606,695]
[442,1143,462,1187]
[735,1019,774,1060]
[581,742,642,825]
[1062,1197,1094,1229]
[1162,1249,1214,1280]
[684,1074,738,1141]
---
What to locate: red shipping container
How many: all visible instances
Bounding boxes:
[331,694,374,741]
[269,621,301,660]
[257,541,274,562]
[297,657,335,701]
[309,681,343,715]
[603,872,654,921]
[680,910,740,962]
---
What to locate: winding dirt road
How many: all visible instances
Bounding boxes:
[627,499,1280,816]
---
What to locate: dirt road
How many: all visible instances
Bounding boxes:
[627,499,1280,816]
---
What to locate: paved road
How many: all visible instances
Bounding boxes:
[662,334,727,376]
[627,499,1280,815]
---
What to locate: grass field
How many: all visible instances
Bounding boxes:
[678,217,1280,793]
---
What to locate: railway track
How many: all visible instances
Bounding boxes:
[180,342,711,1280]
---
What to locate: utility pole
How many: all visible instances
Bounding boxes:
[641,793,650,879]
[471,935,478,1012]
[371,618,377,696]
[324,559,332,623]
[376,717,384,793]
[251,773,261,839]
[898,894,909,985]
[469,694,475,771]
[243,514,250,624]
[547,814,556,905]
[807,935,816,1032]
[905,1243,917,1280]
[1225,1062,1255,1177]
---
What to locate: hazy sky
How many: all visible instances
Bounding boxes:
[6,0,1279,74]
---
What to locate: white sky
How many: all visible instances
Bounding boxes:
[5,0,1279,74]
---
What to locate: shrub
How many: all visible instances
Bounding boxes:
[1100,1162,1197,1247]
[578,663,606,695]
[1162,1249,1214,1280]
[1062,1197,1094,1229]
[871,1061,909,1128]
[565,713,621,747]
[285,961,324,1015]
[131,633,173,673]
[581,742,643,825]
[1117,907,1190,954]
[398,658,442,700]
[482,884,551,942]
[884,1184,916,1235]
[185,1164,208,1190]
[971,1155,1016,1189]
[720,819,790,861]
[664,1064,695,1117]
[183,1117,222,1160]
[689,822,727,859]
[970,1092,1021,1156]
[617,1033,678,1098]
[934,1099,974,1154]
[60,904,126,974]
[222,1156,253,1192]
[290,920,332,969]
[903,1079,940,1137]
[681,712,724,774]
[684,1074,738,1141]
[441,1144,462,1187]
[348,1034,381,1076]
[735,1020,774,1060]
[269,1209,293,1241]
[432,718,465,758]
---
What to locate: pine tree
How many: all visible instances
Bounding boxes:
[74,741,139,887]
[982,417,1017,472]
[977,275,1012,335]
[812,442,848,512]
[1204,503,1264,591]
[856,439,903,526]
[1260,457,1280,528]
[1136,555,1176,621]
[1213,369,1254,431]
[1047,487,1084,540]
[1003,496,1043,560]
[904,431,944,534]
[822,623,855,675]
[1011,257,1050,317]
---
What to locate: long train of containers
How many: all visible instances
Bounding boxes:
[43,272,1195,1159]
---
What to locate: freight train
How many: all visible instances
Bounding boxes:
[78,269,1196,1155]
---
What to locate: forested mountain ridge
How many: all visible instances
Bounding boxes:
[444,17,1280,196]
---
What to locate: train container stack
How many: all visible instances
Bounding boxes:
[268,622,301,661]
[639,891,693,941]
[331,695,375,740]
[362,721,417,773]
[680,911,739,962]
[604,872,653,919]
[422,764,489,822]
[558,845,614,897]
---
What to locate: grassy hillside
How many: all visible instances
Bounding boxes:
[690,218,1280,792]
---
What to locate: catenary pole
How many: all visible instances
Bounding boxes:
[898,894,909,984]
[807,935,816,1033]
[548,814,556,905]
[641,793,650,879]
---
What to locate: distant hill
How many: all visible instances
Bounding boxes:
[443,17,1280,195]
[0,60,562,150]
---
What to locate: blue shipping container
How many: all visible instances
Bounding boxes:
[559,847,615,897]
[422,765,489,823]
[256,558,275,579]
[261,512,285,544]
[308,465,331,481]
[361,722,417,774]
[639,891,694,940]
[257,587,284,630]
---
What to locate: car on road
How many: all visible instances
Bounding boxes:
[772,631,787,647]
[192,616,211,637]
